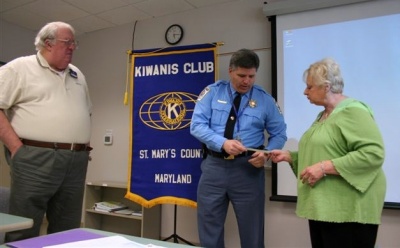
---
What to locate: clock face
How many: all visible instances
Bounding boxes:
[165,24,183,45]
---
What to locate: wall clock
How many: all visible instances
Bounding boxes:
[165,24,184,45]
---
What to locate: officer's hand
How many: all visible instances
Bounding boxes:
[222,140,246,155]
[248,152,266,168]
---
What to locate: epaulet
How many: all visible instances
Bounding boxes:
[252,84,270,95]
[214,80,229,87]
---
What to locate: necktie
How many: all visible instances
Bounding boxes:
[224,93,241,139]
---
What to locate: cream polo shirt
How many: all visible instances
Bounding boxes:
[0,52,92,143]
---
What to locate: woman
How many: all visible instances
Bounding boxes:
[270,58,386,248]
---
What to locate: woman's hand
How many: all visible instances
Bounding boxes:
[269,150,292,164]
[300,162,326,187]
[300,160,338,186]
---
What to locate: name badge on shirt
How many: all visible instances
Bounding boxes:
[69,69,78,78]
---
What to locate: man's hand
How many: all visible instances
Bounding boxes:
[248,152,267,168]
[222,139,246,156]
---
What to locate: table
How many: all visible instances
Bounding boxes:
[84,228,196,247]
[0,213,33,233]
[1,228,197,247]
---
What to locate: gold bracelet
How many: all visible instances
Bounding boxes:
[320,162,327,177]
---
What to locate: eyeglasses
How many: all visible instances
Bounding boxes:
[56,39,79,48]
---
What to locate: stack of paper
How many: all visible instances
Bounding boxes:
[93,201,128,213]
[112,209,142,216]
[131,210,142,217]
[112,209,134,215]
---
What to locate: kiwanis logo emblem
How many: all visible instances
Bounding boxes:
[139,92,198,130]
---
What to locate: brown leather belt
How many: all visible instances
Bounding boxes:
[207,145,264,160]
[208,150,255,160]
[21,139,92,151]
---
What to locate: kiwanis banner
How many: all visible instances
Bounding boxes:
[125,44,217,208]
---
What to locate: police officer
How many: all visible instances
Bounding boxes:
[190,48,287,248]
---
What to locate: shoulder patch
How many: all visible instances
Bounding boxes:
[197,87,210,101]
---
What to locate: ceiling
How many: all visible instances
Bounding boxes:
[0,0,250,36]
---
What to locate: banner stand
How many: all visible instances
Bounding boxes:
[162,204,194,245]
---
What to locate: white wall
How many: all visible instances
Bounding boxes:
[1,0,400,247]
[0,20,36,62]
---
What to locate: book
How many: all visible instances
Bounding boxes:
[93,207,112,213]
[93,201,128,212]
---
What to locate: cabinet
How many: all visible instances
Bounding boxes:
[83,181,161,239]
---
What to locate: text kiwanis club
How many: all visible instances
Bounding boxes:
[134,62,214,77]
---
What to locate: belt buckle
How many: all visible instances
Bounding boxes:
[224,154,235,160]
[71,143,87,151]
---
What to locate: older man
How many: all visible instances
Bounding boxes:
[0,22,92,241]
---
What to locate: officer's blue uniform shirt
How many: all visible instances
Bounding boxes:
[190,80,287,152]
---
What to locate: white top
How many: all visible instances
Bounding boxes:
[0,52,92,143]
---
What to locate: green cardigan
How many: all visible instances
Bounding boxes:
[290,98,386,224]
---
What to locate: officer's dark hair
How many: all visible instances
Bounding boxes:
[229,48,260,71]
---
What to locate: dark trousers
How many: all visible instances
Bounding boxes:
[197,155,265,248]
[309,220,379,248]
[5,145,89,242]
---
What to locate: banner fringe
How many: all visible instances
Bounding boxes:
[125,192,197,208]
